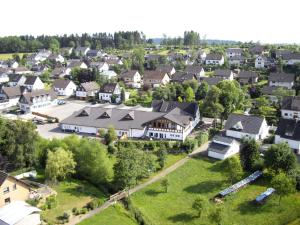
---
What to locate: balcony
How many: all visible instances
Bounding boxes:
[148,127,181,133]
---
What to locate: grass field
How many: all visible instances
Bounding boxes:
[79,203,137,225]
[130,157,300,225]
[41,179,106,224]
[0,53,27,60]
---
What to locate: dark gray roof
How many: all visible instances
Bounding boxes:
[8,74,24,83]
[213,135,235,145]
[0,171,8,186]
[144,71,168,80]
[80,82,99,92]
[214,69,232,78]
[206,53,223,60]
[20,89,57,105]
[224,113,266,135]
[24,76,39,85]
[67,60,85,68]
[156,65,174,74]
[208,142,231,153]
[269,73,295,83]
[239,71,258,78]
[281,96,300,111]
[120,70,139,79]
[200,77,223,86]
[100,83,118,94]
[250,45,264,54]
[228,55,245,61]
[53,79,73,89]
[184,65,203,75]
[171,72,197,83]
[261,86,286,95]
[226,48,243,54]
[282,53,300,60]
[275,118,300,141]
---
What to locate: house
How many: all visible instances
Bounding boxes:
[47,53,65,63]
[30,65,49,75]
[86,49,104,58]
[51,67,70,78]
[8,74,26,87]
[53,79,77,97]
[282,53,300,65]
[19,89,57,113]
[261,86,292,103]
[0,171,31,207]
[281,96,300,119]
[106,58,123,68]
[205,54,224,65]
[0,68,9,83]
[67,60,88,70]
[275,118,300,154]
[60,47,73,56]
[23,76,44,91]
[208,136,240,160]
[0,201,41,225]
[100,70,118,80]
[214,69,234,80]
[200,77,224,86]
[35,49,51,61]
[12,67,32,75]
[60,100,200,141]
[99,83,121,103]
[7,60,19,69]
[196,50,207,61]
[143,71,170,87]
[255,55,266,69]
[238,71,258,85]
[184,65,205,78]
[120,70,142,88]
[89,62,109,72]
[274,49,292,59]
[171,72,198,83]
[156,65,176,77]
[250,45,264,56]
[76,81,99,99]
[0,86,23,108]
[75,47,90,56]
[226,48,243,58]
[224,113,269,140]
[228,55,246,66]
[268,72,295,89]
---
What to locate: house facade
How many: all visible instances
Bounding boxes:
[143,71,170,87]
[23,76,45,91]
[214,69,234,80]
[268,72,295,89]
[281,96,300,119]
[225,48,243,58]
[99,83,121,103]
[8,74,26,87]
[76,81,99,99]
[208,136,240,160]
[120,70,142,88]
[53,79,77,96]
[205,54,224,65]
[255,56,266,69]
[0,86,23,109]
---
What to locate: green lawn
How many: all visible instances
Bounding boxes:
[41,179,106,224]
[0,53,27,60]
[79,203,137,225]
[130,157,300,225]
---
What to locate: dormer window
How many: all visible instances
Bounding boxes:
[122,111,134,120]
[98,110,111,119]
[77,109,90,117]
[232,121,243,131]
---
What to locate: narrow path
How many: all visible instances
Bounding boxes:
[66,142,210,225]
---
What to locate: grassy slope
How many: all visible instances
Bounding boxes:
[0,53,26,60]
[131,157,300,225]
[42,179,106,224]
[79,203,137,225]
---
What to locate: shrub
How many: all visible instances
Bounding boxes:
[44,196,57,210]
[108,144,118,154]
[99,129,106,138]
[196,132,209,145]
[86,199,99,210]
[80,208,88,214]
[26,198,39,207]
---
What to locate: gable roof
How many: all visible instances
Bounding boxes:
[171,72,197,83]
[100,83,119,93]
[67,60,86,68]
[20,89,57,105]
[24,76,39,85]
[214,69,232,77]
[120,70,139,79]
[156,65,174,74]
[226,48,243,54]
[8,74,24,83]
[184,65,203,75]
[225,113,266,135]
[1,86,22,98]
[282,53,300,60]
[239,71,258,78]
[80,81,99,92]
[281,96,300,111]
[200,77,223,86]
[206,53,223,60]
[275,118,300,141]
[53,79,74,89]
[269,73,295,83]
[143,71,168,80]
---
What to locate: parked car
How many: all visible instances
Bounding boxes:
[58,100,66,105]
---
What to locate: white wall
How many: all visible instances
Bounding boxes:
[281,109,300,119]
[226,130,258,140]
[269,81,294,89]
[76,91,87,98]
[275,135,300,153]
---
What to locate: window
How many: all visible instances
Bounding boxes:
[4,198,10,205]
[13,184,17,191]
[3,187,9,194]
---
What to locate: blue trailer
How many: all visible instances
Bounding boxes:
[255,188,275,204]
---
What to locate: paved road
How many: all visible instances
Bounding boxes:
[66,141,210,225]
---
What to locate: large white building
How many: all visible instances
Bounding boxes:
[60,100,200,141]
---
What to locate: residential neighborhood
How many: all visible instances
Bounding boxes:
[0,1,299,225]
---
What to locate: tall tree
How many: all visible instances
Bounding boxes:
[240,138,260,171]
[271,172,296,205]
[222,156,243,184]
[185,87,195,102]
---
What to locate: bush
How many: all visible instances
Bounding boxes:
[108,144,118,154]
[208,128,220,139]
[180,139,198,153]
[26,198,39,207]
[99,129,106,138]
[80,207,88,214]
[86,199,101,210]
[44,196,57,210]
[196,132,209,145]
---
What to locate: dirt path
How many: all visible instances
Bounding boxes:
[66,142,210,225]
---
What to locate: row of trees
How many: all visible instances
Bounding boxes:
[0,32,146,53]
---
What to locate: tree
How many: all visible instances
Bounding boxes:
[105,126,117,144]
[161,178,169,193]
[157,148,167,169]
[185,87,195,102]
[49,38,60,53]
[45,148,76,183]
[222,156,243,184]
[209,207,223,225]
[131,48,145,73]
[196,81,209,100]
[271,172,296,205]
[240,138,260,171]
[265,143,297,174]
[192,196,207,218]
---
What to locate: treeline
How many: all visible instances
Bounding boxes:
[161,31,201,47]
[0,31,146,53]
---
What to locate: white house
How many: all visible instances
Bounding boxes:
[48,53,65,63]
[282,53,300,65]
[101,70,118,80]
[280,96,300,119]
[205,54,224,66]
[224,113,269,140]
[23,76,44,91]
[208,136,240,160]
[184,65,205,78]
[120,70,142,88]
[19,89,57,113]
[0,69,9,83]
[226,48,243,58]
[35,49,52,61]
[76,81,99,99]
[8,74,26,87]
[53,79,77,97]
[90,62,109,72]
[268,72,295,89]
[60,100,200,141]
[156,65,176,77]
[214,69,234,80]
[0,86,23,109]
[143,71,170,87]
[255,56,266,69]
[99,83,121,103]
[67,60,88,70]
[75,47,90,56]
[275,118,300,154]
[197,50,207,61]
